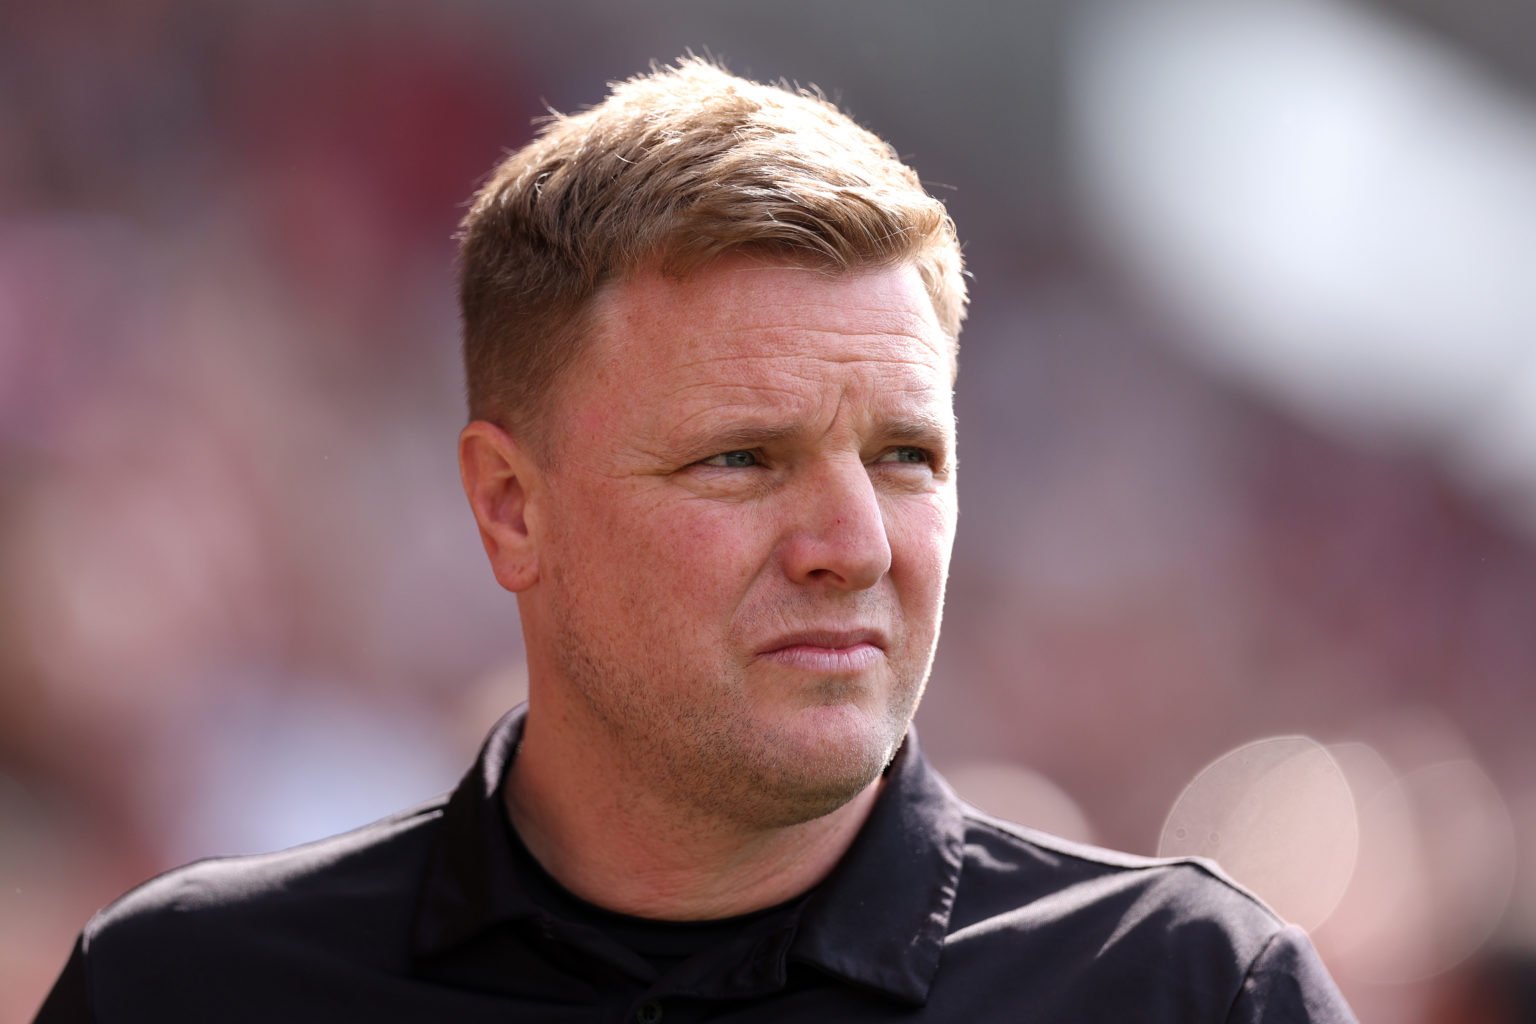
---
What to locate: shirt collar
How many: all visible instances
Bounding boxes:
[409,706,536,956]
[410,704,967,1005]
[787,725,966,1004]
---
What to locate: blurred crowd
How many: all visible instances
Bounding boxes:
[3,1,1534,1020]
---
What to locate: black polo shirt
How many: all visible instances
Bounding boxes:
[35,706,1357,1022]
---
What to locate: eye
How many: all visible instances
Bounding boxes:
[698,450,760,468]
[875,446,932,465]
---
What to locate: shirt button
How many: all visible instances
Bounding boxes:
[636,1000,663,1024]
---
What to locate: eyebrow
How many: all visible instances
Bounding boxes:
[671,413,954,458]
[879,414,954,450]
[688,424,804,452]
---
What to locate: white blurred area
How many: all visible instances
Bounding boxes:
[1068,0,1536,533]
[1159,736,1358,932]
[958,715,1519,1003]
[1155,721,1516,986]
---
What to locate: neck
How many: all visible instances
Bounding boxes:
[503,702,883,921]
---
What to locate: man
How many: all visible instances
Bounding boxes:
[36,59,1357,1022]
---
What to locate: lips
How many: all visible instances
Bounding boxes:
[755,629,889,673]
[757,628,888,655]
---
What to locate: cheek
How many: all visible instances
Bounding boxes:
[579,492,767,602]
[886,495,957,583]
[658,505,770,595]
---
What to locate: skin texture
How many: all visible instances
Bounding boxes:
[459,257,958,918]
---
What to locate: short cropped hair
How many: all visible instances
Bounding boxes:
[458,57,967,447]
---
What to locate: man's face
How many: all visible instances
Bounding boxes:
[522,258,958,827]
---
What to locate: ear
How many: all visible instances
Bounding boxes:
[459,420,544,593]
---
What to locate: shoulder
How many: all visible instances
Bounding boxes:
[953,802,1283,951]
[76,798,448,1012]
[89,797,447,942]
[937,803,1355,1021]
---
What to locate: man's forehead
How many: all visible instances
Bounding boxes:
[693,265,935,331]
[588,259,954,365]
[526,258,958,464]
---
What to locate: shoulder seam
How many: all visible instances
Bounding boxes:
[959,805,1286,926]
[90,798,450,928]
[1222,923,1288,1022]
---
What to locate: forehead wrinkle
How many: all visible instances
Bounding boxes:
[661,375,952,449]
[660,383,827,450]
[663,377,814,412]
[661,361,938,424]
[708,324,949,366]
[665,348,948,386]
[592,260,954,361]
[661,347,940,407]
[660,344,954,408]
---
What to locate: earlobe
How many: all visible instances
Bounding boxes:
[458,420,541,592]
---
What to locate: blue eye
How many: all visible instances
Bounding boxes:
[701,450,759,468]
[878,447,931,465]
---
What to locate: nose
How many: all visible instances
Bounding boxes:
[779,458,893,590]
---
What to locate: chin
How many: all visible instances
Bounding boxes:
[732,703,906,824]
[769,691,894,747]
[739,758,885,828]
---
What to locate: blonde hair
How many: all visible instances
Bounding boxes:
[458,57,966,444]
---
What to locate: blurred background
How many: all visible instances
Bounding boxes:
[3,0,1534,1019]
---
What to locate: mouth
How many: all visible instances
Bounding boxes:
[755,629,888,673]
